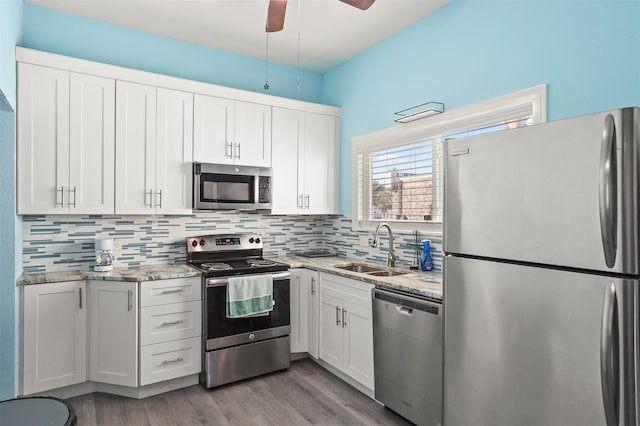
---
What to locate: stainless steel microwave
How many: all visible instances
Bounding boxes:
[193,162,272,210]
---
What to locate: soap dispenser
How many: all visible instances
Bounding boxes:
[421,239,433,272]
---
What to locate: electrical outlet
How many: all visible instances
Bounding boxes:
[274,235,286,244]
[359,235,370,247]
[113,239,122,257]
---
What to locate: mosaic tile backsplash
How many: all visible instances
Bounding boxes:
[22,212,443,273]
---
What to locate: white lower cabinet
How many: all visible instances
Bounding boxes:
[23,281,87,395]
[139,277,202,385]
[22,276,202,396]
[318,273,375,391]
[89,280,138,387]
[290,269,320,357]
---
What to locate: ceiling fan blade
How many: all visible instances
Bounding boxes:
[266,0,287,32]
[339,0,375,11]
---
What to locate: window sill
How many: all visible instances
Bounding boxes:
[351,218,443,237]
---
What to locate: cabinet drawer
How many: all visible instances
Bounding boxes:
[139,337,201,386]
[140,277,201,307]
[140,301,202,345]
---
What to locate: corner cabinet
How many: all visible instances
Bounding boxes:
[17,63,115,214]
[193,94,272,167]
[319,273,374,391]
[88,281,138,387]
[271,107,339,214]
[115,82,194,215]
[22,281,87,395]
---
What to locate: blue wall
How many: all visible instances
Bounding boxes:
[324,0,640,214]
[0,0,23,400]
[22,3,326,104]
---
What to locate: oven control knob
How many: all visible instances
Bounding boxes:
[249,333,255,341]
[191,240,198,248]
[249,237,254,243]
[199,239,206,246]
[255,238,261,244]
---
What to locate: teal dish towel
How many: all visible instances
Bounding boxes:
[226,275,274,318]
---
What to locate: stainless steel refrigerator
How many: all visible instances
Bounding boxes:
[443,107,640,426]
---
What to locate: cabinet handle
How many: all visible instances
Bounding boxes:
[160,320,184,327]
[146,189,153,208]
[235,143,241,159]
[70,187,77,208]
[305,194,310,209]
[160,288,184,295]
[56,186,65,207]
[79,287,82,309]
[161,357,183,365]
[156,190,163,209]
[311,277,316,295]
[225,142,233,159]
[127,289,132,311]
[342,308,347,328]
[297,194,304,208]
[336,305,341,326]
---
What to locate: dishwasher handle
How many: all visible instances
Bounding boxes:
[373,287,441,316]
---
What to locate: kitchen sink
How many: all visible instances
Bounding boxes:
[334,263,410,277]
[365,270,410,277]
[334,263,382,273]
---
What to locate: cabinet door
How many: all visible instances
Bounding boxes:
[319,293,344,371]
[271,107,302,214]
[302,113,338,214]
[342,301,375,390]
[290,269,309,353]
[17,63,70,214]
[155,88,193,215]
[23,281,86,394]
[234,101,271,167]
[307,270,320,359]
[89,280,138,387]
[115,81,157,214]
[193,94,234,165]
[69,72,115,214]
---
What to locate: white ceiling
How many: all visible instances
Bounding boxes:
[26,0,451,73]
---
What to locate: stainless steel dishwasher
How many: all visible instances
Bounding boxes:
[372,287,443,426]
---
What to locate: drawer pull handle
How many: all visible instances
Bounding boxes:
[160,320,184,327]
[160,289,185,295]
[161,357,183,365]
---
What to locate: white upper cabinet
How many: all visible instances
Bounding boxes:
[17,63,115,214]
[271,107,339,215]
[116,82,193,215]
[194,94,272,167]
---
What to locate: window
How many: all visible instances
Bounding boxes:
[352,85,547,233]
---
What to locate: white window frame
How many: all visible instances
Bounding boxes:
[351,84,547,234]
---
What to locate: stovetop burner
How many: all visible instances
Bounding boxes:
[200,262,233,271]
[246,259,277,267]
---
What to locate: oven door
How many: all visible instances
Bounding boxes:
[204,271,290,351]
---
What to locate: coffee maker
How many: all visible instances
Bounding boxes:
[94,239,117,272]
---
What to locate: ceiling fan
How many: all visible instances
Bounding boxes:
[266,0,376,32]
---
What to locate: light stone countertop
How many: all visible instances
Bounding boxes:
[17,257,442,301]
[17,264,201,286]
[271,255,442,301]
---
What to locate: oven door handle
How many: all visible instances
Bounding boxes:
[206,271,290,287]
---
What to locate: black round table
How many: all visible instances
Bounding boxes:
[0,396,77,426]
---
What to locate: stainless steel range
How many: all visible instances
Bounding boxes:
[186,233,291,388]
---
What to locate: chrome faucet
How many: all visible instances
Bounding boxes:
[370,223,396,267]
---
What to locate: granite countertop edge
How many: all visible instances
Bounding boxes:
[17,264,202,286]
[272,255,442,301]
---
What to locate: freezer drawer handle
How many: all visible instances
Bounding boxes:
[600,281,619,426]
[599,114,618,269]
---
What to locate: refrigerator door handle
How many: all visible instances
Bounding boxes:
[599,114,618,269]
[600,282,620,426]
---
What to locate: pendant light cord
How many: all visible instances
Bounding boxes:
[296,0,301,94]
[264,32,270,90]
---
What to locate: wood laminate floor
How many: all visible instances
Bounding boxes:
[67,359,413,425]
